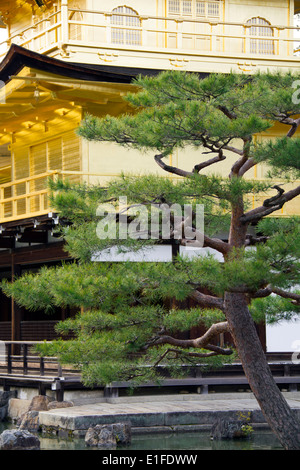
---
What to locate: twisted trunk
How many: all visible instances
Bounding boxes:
[225,291,300,450]
[225,198,300,450]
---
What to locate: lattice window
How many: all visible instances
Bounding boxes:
[14,148,29,182]
[169,1,180,13]
[30,143,47,178]
[111,6,142,46]
[196,2,206,16]
[196,1,220,17]
[0,169,10,185]
[182,1,192,14]
[207,2,220,17]
[62,131,81,181]
[48,137,63,171]
[246,17,274,55]
[29,142,47,213]
[168,1,221,18]
[11,132,81,215]
[69,10,83,40]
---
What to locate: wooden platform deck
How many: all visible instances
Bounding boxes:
[1,342,300,402]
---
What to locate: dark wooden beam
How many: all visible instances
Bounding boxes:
[0,237,14,249]
[19,230,48,244]
[0,230,48,246]
[0,214,51,230]
[0,241,71,267]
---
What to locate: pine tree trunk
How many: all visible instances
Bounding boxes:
[225,290,300,450]
[225,199,300,449]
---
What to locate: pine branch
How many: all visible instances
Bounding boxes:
[189,290,225,311]
[263,185,285,207]
[155,144,227,179]
[154,347,231,366]
[217,105,237,120]
[154,154,195,178]
[251,284,300,305]
[224,146,244,156]
[271,287,300,305]
[245,234,269,246]
[154,150,226,179]
[181,231,230,255]
[230,156,248,177]
[168,210,230,255]
[193,149,226,173]
[153,321,232,356]
[279,116,300,138]
[238,158,256,177]
[229,137,251,177]
[240,185,300,224]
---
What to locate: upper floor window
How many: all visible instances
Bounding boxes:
[111,6,141,46]
[168,0,221,18]
[246,17,274,55]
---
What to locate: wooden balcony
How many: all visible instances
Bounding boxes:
[0,6,299,73]
[0,169,299,226]
[0,170,104,224]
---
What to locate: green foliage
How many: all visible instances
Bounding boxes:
[2,70,300,387]
[181,173,271,205]
[250,296,300,324]
[78,71,273,157]
[255,217,300,287]
[163,308,225,332]
[1,268,56,314]
[48,172,274,264]
[253,138,300,179]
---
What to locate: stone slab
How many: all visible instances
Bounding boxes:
[38,394,300,433]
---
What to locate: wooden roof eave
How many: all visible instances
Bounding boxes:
[0,78,133,138]
[0,45,156,143]
[0,64,140,140]
[0,44,146,85]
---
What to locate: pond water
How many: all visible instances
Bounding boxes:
[0,421,283,450]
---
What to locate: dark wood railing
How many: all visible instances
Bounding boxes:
[1,341,58,376]
[0,341,81,401]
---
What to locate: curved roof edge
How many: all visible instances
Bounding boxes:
[0,44,163,84]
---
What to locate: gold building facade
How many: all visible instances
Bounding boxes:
[0,0,298,343]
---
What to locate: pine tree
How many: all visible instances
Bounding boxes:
[3,71,300,449]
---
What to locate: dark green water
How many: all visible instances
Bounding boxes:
[41,431,283,451]
[0,422,283,450]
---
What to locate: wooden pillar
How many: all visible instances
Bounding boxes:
[171,240,180,261]
[61,0,69,44]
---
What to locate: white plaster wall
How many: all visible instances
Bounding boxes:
[266,317,300,353]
